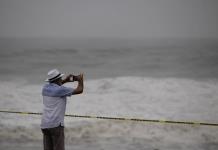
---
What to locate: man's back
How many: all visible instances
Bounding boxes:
[41,83,73,129]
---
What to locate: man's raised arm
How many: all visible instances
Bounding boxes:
[72,74,84,95]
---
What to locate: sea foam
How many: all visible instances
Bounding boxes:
[0,77,218,141]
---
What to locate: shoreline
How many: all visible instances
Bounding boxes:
[1,121,218,150]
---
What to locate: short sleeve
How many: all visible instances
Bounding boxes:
[42,84,74,97]
[57,86,74,97]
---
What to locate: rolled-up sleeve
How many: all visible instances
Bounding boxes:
[42,84,74,97]
[57,86,74,97]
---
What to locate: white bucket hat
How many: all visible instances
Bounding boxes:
[45,69,64,82]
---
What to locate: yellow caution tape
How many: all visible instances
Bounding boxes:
[159,119,166,123]
[0,110,218,127]
[20,112,29,115]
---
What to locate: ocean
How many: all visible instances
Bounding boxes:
[0,38,218,149]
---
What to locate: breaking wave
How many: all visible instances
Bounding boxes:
[0,77,218,142]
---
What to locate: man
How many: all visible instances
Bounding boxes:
[41,69,83,150]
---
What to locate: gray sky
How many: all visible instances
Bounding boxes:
[0,0,218,38]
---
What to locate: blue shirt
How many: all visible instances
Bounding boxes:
[41,83,74,129]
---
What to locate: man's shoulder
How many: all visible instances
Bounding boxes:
[43,83,60,90]
[42,83,60,96]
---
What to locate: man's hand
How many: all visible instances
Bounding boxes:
[61,74,74,84]
[73,74,83,81]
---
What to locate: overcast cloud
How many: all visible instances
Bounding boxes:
[0,0,218,38]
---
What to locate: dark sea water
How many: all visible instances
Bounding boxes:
[1,42,218,83]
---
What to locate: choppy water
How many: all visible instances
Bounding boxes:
[1,39,218,149]
[1,44,218,83]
